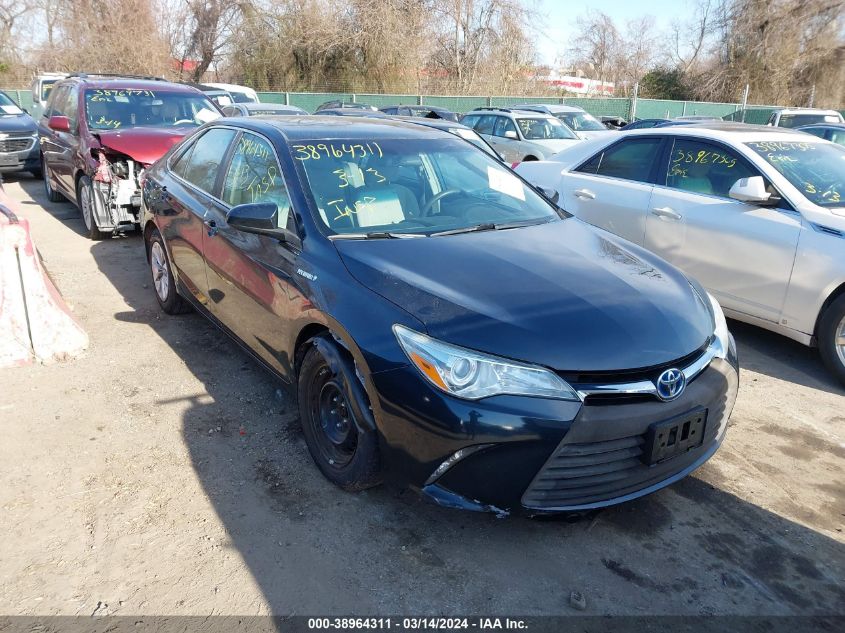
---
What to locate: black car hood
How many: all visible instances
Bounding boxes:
[0,113,36,134]
[334,219,713,372]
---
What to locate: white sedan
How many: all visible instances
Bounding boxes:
[516,123,845,385]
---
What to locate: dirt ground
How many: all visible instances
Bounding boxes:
[0,173,843,618]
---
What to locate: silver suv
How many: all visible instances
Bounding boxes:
[460,107,581,163]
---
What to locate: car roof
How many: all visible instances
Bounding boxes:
[60,77,202,93]
[466,107,558,119]
[242,103,304,111]
[520,104,586,113]
[775,108,842,116]
[797,122,845,129]
[395,116,468,131]
[222,115,457,141]
[626,121,808,139]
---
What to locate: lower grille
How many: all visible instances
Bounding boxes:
[522,384,730,510]
[0,138,33,153]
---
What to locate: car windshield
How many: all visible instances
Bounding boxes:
[41,80,59,102]
[557,112,606,131]
[747,140,845,207]
[447,127,499,158]
[778,114,842,128]
[84,89,220,130]
[516,117,577,140]
[231,92,256,104]
[293,137,560,236]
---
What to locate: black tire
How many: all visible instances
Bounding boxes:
[77,176,108,241]
[146,227,191,315]
[42,155,63,202]
[817,293,845,386]
[523,155,538,161]
[297,341,382,491]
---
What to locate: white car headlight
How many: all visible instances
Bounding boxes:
[393,325,579,401]
[708,293,731,359]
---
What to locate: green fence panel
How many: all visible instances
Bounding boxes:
[490,95,560,107]
[355,93,417,108]
[420,95,488,114]
[284,92,354,113]
[563,98,632,119]
[257,91,287,104]
[4,89,34,111]
[722,107,778,125]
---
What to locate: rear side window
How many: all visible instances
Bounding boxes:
[179,127,237,195]
[664,138,758,198]
[221,132,291,228]
[576,138,663,183]
[461,114,479,128]
[474,115,496,135]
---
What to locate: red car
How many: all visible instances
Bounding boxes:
[37,74,221,239]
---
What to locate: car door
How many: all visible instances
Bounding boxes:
[490,116,521,163]
[561,137,665,245]
[643,136,801,322]
[55,84,82,195]
[203,130,302,379]
[159,127,238,304]
[39,84,75,198]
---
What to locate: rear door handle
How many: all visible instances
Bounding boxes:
[204,219,218,237]
[574,189,596,200]
[651,206,682,220]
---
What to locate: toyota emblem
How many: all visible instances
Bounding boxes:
[656,368,686,401]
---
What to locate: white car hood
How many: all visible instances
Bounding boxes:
[529,139,582,152]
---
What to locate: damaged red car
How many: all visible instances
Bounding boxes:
[37,74,221,239]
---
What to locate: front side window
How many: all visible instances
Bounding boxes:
[474,115,496,135]
[492,116,517,138]
[665,138,758,198]
[46,85,68,119]
[576,138,663,183]
[180,127,237,194]
[516,117,577,140]
[222,132,290,228]
[746,140,845,207]
[84,89,219,130]
[292,137,560,235]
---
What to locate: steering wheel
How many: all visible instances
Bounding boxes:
[421,189,462,216]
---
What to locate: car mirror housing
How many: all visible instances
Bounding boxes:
[504,130,518,139]
[226,202,288,240]
[536,186,560,205]
[48,115,70,133]
[729,176,774,205]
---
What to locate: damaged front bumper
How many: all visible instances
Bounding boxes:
[371,339,739,517]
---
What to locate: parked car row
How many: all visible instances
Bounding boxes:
[515,122,845,385]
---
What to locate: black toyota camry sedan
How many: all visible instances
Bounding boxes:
[140,116,739,515]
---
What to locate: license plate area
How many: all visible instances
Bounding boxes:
[0,154,19,165]
[642,408,707,465]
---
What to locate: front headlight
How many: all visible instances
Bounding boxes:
[707,293,730,359]
[393,325,579,401]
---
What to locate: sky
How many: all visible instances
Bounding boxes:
[532,0,697,67]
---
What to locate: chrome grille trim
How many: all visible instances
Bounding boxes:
[573,343,718,401]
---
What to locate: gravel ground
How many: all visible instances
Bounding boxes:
[0,173,843,618]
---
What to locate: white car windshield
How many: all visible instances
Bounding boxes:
[557,112,606,132]
[293,137,560,236]
[516,117,577,140]
[747,140,845,207]
[778,114,843,128]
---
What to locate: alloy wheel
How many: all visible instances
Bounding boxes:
[150,241,170,302]
[836,314,845,369]
[80,183,93,230]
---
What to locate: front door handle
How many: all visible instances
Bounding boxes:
[204,219,218,237]
[574,188,596,200]
[651,206,682,220]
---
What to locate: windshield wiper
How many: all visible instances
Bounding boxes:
[329,232,425,240]
[430,218,554,237]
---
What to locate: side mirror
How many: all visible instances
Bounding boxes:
[48,115,70,132]
[729,176,775,205]
[537,186,560,205]
[504,130,518,139]
[226,202,287,240]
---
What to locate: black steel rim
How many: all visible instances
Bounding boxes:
[308,365,358,468]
